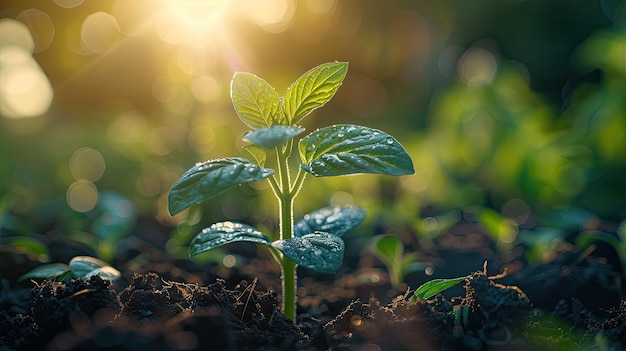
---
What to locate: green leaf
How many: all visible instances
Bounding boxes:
[272,232,344,273]
[190,221,272,256]
[231,72,283,128]
[284,62,348,125]
[372,235,403,267]
[413,276,468,300]
[84,266,121,280]
[299,124,415,177]
[18,263,69,281]
[1,237,49,256]
[243,126,305,149]
[169,158,274,216]
[241,145,267,167]
[69,256,120,280]
[294,205,365,237]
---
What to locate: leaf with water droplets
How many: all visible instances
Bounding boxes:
[272,232,344,273]
[190,221,272,256]
[169,158,274,216]
[243,126,305,149]
[284,62,348,125]
[299,124,415,177]
[231,72,284,128]
[295,205,365,237]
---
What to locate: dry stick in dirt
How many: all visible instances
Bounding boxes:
[168,61,414,320]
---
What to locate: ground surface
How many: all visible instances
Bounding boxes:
[1,217,625,350]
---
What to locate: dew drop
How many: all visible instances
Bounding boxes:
[313,248,322,256]
[312,160,326,168]
[259,169,273,177]
[386,137,394,144]
[246,165,259,175]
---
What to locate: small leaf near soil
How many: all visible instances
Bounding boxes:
[412,276,469,301]
[372,235,403,266]
[272,232,344,273]
[69,256,120,280]
[243,126,305,149]
[299,124,415,177]
[294,205,365,237]
[18,263,69,281]
[190,221,272,256]
[168,158,274,216]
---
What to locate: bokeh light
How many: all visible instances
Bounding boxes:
[67,180,99,212]
[15,9,54,53]
[0,19,34,51]
[53,0,84,9]
[0,41,53,118]
[70,147,106,182]
[80,12,123,55]
[458,47,497,87]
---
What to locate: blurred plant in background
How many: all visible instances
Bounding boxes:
[1,0,625,274]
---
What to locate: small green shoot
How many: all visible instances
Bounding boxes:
[168,61,414,320]
[371,234,426,289]
[410,275,469,302]
[18,256,121,282]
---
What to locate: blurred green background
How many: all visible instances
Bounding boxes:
[1,0,625,266]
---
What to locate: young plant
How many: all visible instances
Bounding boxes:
[168,61,414,320]
[371,234,427,289]
[19,255,121,282]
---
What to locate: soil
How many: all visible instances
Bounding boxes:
[1,218,625,350]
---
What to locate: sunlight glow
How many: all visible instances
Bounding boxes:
[242,0,295,33]
[165,0,230,30]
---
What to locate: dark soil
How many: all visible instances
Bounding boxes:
[1,219,625,350]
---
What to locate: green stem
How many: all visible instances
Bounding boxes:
[275,142,298,320]
[279,194,297,320]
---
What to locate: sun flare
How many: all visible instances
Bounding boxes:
[164,0,230,30]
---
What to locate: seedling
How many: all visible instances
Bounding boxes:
[19,255,121,282]
[168,61,414,320]
[371,234,427,289]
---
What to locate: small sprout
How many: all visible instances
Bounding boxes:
[168,62,414,320]
[410,275,469,302]
[371,234,426,289]
[19,256,121,282]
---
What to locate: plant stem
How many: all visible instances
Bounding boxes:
[276,142,298,320]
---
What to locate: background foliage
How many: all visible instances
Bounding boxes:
[1,0,625,267]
